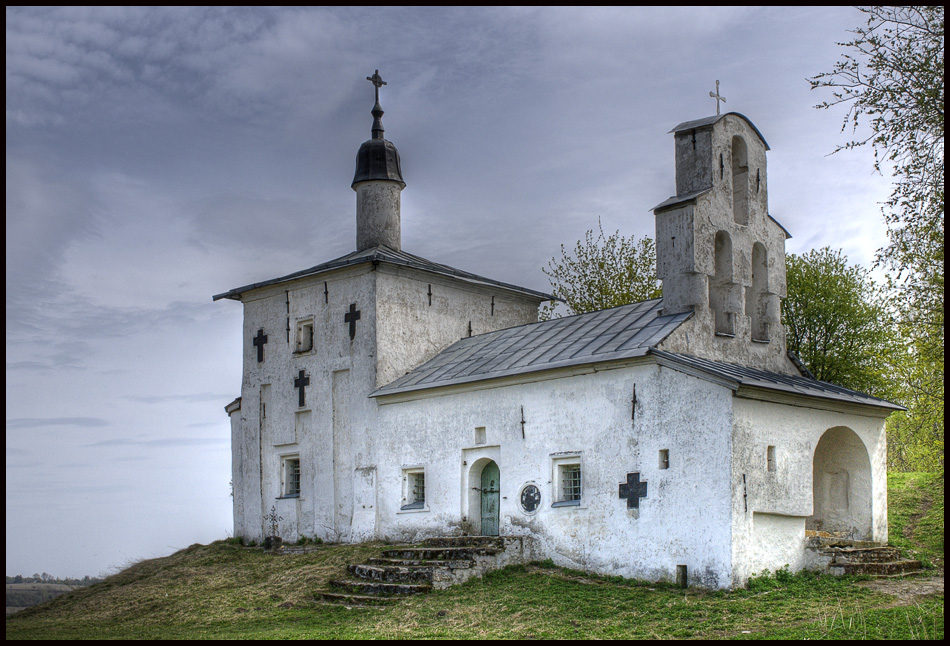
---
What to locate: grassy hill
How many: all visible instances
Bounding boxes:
[6,472,943,640]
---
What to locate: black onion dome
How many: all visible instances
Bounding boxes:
[352,137,405,187]
[352,97,405,188]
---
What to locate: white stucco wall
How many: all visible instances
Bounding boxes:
[231,261,545,544]
[232,265,380,543]
[730,393,889,585]
[374,266,542,388]
[373,361,737,588]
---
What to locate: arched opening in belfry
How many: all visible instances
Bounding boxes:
[746,242,770,341]
[708,230,735,336]
[731,136,749,225]
[807,427,873,540]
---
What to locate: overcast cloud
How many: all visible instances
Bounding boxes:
[6,6,893,578]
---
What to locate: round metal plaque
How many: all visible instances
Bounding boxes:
[519,484,541,514]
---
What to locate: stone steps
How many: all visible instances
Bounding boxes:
[828,560,923,577]
[804,534,924,578]
[380,546,502,561]
[317,536,522,607]
[365,557,475,569]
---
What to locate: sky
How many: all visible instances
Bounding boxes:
[6,6,895,578]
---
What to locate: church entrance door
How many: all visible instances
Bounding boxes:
[480,461,500,536]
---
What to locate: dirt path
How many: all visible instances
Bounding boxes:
[857,574,944,604]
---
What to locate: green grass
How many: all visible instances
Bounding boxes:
[7,472,943,640]
[887,470,944,570]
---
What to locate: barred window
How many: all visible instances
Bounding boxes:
[282,457,300,497]
[561,465,581,501]
[401,468,426,511]
[411,472,425,504]
[552,455,582,507]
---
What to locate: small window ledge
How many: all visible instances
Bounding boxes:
[751,337,770,344]
[551,500,581,508]
[398,503,429,513]
[714,332,736,338]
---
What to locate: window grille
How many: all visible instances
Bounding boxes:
[412,472,425,503]
[561,465,581,501]
[285,458,300,497]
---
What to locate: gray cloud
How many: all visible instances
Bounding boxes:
[6,417,111,429]
[83,436,228,448]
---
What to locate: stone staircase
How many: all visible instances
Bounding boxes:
[319,536,525,606]
[805,532,922,577]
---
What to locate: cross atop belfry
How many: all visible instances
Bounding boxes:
[709,79,726,115]
[367,69,386,104]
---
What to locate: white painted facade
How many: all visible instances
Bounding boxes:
[219,105,897,588]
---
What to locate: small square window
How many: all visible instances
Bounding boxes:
[552,455,582,507]
[295,319,314,353]
[659,449,670,470]
[401,468,426,510]
[281,456,300,498]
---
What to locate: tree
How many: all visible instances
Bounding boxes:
[782,248,898,399]
[809,7,944,299]
[540,221,660,320]
[809,7,943,470]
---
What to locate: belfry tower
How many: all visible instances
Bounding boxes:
[652,110,798,375]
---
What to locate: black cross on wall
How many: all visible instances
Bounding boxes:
[252,328,268,363]
[619,472,648,509]
[294,369,310,408]
[344,303,361,340]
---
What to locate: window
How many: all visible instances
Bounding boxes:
[475,426,487,445]
[295,319,314,353]
[552,455,582,507]
[731,136,749,225]
[401,468,426,510]
[659,449,670,470]
[281,456,300,498]
[767,446,776,472]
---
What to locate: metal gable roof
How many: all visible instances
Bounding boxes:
[371,299,691,397]
[372,299,904,413]
[651,349,904,411]
[212,245,554,302]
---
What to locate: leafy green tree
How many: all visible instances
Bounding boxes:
[808,7,944,301]
[540,221,660,320]
[809,6,943,470]
[782,247,898,399]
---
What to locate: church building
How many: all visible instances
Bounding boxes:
[215,72,901,588]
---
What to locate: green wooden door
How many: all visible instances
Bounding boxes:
[480,461,500,536]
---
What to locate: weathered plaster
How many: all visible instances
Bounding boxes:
[374,363,736,588]
[655,114,796,375]
[729,394,889,585]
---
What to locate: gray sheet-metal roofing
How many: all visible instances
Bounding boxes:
[212,245,554,302]
[372,299,690,397]
[373,297,902,412]
[651,349,904,411]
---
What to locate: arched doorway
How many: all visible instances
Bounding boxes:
[807,427,873,540]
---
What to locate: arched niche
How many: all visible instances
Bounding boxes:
[746,242,770,341]
[807,427,873,540]
[731,136,749,225]
[708,230,735,335]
